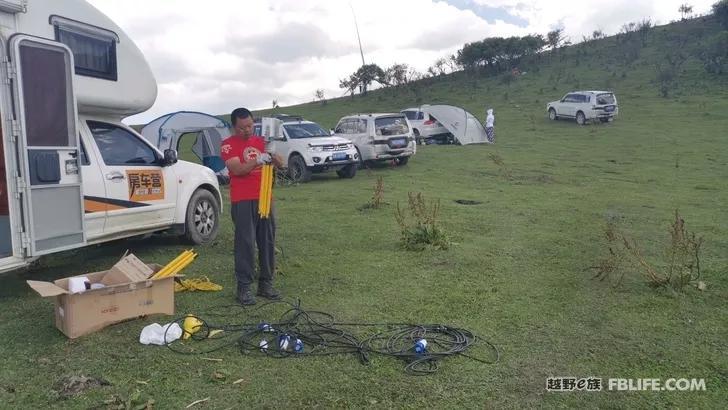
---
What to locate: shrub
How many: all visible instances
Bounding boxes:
[394,192,449,251]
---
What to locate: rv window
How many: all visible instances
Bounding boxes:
[88,122,158,166]
[56,27,117,81]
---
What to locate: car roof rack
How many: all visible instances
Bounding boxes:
[272,113,304,122]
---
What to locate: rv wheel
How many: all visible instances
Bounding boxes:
[184,189,220,245]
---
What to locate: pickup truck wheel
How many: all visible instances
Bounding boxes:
[336,164,357,178]
[548,108,558,120]
[184,189,220,245]
[576,111,586,125]
[288,154,312,183]
[395,156,409,166]
[413,129,421,145]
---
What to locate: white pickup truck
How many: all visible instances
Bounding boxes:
[0,0,221,274]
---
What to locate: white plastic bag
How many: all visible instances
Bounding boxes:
[139,322,182,345]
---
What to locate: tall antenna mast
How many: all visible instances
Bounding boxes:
[350,2,365,66]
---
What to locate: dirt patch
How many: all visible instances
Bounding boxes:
[54,375,110,399]
[454,199,483,205]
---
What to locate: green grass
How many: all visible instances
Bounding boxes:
[1,18,727,408]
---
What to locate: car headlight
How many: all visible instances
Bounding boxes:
[347,143,354,150]
[308,145,324,152]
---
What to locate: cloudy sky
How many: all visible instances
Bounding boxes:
[86,0,716,124]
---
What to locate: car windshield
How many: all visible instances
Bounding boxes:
[596,93,615,105]
[283,123,329,139]
[375,116,409,136]
[402,111,418,120]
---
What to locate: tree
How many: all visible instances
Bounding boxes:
[272,99,279,109]
[679,4,694,20]
[314,89,326,105]
[383,63,410,86]
[338,63,387,96]
[714,0,728,29]
[547,28,566,51]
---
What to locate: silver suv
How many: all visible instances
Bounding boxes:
[333,113,416,166]
[547,91,618,125]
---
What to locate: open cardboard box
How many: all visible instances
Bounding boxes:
[27,254,175,339]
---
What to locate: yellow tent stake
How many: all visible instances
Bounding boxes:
[158,253,196,278]
[152,250,193,279]
[167,254,198,277]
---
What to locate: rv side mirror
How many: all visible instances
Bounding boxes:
[163,149,178,166]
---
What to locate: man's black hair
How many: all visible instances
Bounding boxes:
[230,108,253,125]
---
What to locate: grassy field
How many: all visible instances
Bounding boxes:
[1,17,727,409]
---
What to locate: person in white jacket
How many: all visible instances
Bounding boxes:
[485,108,495,143]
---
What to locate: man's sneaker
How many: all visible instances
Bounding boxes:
[257,282,281,300]
[237,288,256,305]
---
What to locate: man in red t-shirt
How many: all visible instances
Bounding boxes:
[221,108,283,305]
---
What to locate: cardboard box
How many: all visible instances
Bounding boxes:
[27,255,174,339]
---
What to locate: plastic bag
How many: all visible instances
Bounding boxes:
[139,322,183,345]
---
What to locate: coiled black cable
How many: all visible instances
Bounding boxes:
[163,299,499,375]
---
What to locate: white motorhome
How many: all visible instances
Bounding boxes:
[0,0,222,274]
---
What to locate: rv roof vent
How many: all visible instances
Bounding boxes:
[0,0,27,14]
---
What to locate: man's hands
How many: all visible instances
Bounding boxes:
[256,153,272,165]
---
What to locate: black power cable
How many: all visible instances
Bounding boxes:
[163,299,499,375]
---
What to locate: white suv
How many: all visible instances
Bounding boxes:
[333,113,416,166]
[401,107,453,144]
[547,91,619,125]
[255,116,359,183]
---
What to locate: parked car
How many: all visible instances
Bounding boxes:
[333,113,416,166]
[547,91,619,125]
[255,115,359,183]
[400,107,453,144]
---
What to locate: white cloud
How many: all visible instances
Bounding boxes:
[85,0,717,124]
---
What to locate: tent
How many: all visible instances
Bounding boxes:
[141,111,231,183]
[422,105,490,145]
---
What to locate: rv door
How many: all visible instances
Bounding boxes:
[9,36,85,256]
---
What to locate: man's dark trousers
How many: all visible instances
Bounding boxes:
[231,200,275,291]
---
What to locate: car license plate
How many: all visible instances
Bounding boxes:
[332,153,347,161]
[390,138,406,147]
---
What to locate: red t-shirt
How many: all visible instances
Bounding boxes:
[221,135,265,203]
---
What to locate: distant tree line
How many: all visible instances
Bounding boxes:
[334,0,728,97]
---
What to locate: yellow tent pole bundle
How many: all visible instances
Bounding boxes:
[151,249,198,279]
[258,164,274,219]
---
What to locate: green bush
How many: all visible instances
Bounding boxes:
[394,192,449,251]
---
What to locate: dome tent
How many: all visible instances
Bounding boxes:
[422,105,490,145]
[141,111,231,184]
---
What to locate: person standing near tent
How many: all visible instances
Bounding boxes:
[221,108,284,305]
[485,108,495,143]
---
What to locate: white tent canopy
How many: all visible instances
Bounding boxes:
[141,112,231,182]
[422,105,490,145]
[141,111,231,153]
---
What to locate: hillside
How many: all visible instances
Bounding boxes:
[246,16,728,129]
